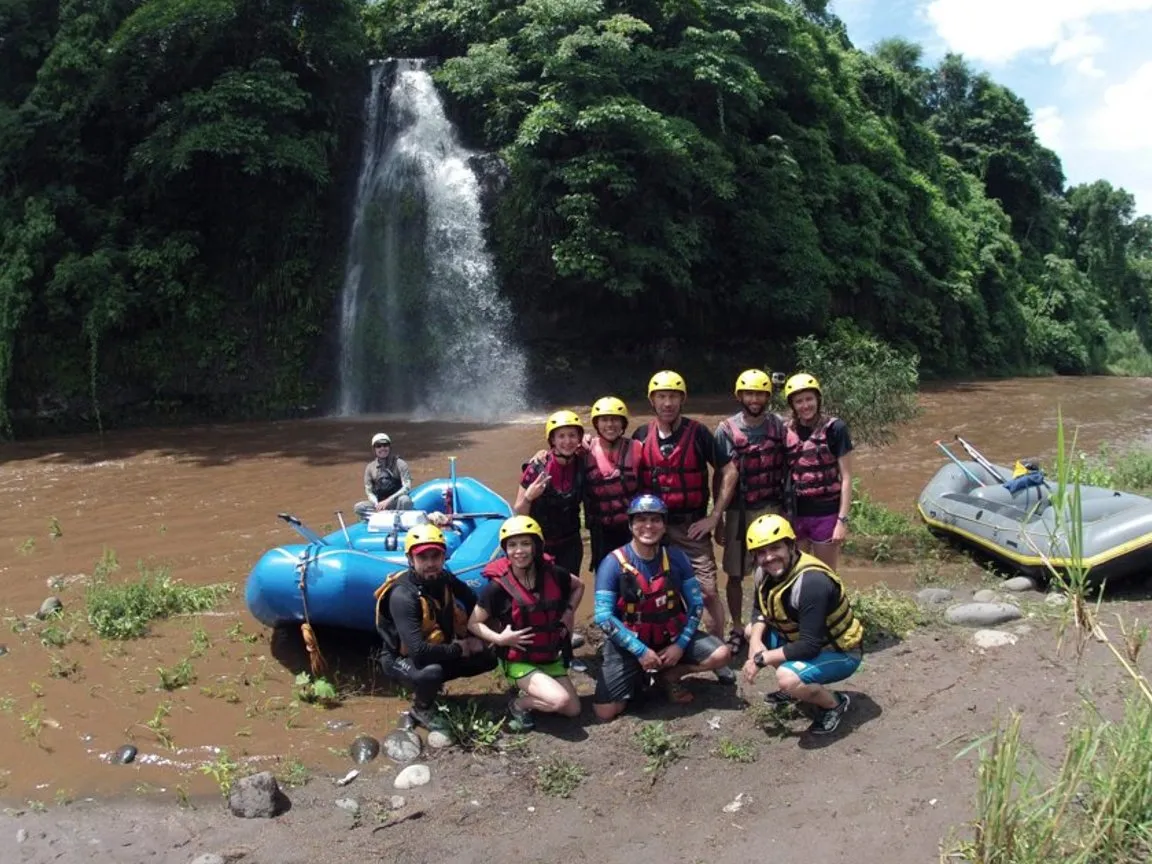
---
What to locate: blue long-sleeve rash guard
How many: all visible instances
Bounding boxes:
[593,543,703,658]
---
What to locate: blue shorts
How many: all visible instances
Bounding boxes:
[766,630,861,685]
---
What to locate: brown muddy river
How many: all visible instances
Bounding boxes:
[1,376,1149,804]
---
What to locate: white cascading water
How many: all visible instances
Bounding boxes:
[337,59,528,419]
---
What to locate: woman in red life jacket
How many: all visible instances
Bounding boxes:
[583,396,644,573]
[469,516,584,732]
[514,411,586,574]
[783,373,855,569]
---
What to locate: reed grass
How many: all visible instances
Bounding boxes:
[951,411,1152,864]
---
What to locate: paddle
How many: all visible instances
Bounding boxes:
[954,435,1007,484]
[934,440,984,486]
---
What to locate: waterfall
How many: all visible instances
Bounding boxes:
[336,59,528,419]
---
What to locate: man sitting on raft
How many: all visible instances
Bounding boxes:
[355,432,414,520]
[374,524,497,730]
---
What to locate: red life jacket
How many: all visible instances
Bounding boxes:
[786,416,842,500]
[526,453,584,546]
[583,438,643,528]
[612,548,686,649]
[718,412,786,507]
[482,557,570,665]
[640,419,707,514]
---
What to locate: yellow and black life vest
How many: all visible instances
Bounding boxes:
[374,570,469,656]
[756,552,863,651]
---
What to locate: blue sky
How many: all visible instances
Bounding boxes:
[831,0,1152,217]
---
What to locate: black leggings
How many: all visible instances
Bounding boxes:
[382,652,498,707]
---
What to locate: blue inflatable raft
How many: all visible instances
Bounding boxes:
[245,468,513,633]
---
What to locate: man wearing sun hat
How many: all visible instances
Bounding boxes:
[354,432,415,520]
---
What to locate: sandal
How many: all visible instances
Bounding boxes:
[662,678,695,705]
[725,628,747,654]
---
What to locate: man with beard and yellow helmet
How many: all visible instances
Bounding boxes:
[710,369,788,651]
[740,513,862,736]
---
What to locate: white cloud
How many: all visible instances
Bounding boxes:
[924,0,1152,65]
[1088,61,1152,150]
[1032,105,1065,150]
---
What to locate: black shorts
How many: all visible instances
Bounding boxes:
[593,632,725,704]
[589,523,633,573]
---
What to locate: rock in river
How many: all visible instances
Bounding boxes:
[348,735,380,764]
[111,744,138,765]
[383,729,422,763]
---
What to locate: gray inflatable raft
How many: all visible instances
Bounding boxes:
[917,460,1152,586]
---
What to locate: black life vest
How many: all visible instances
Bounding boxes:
[370,460,403,500]
[482,557,570,665]
[374,569,468,656]
[526,452,584,546]
[584,437,643,528]
[786,416,843,501]
[640,419,707,514]
[718,412,786,507]
[612,548,687,650]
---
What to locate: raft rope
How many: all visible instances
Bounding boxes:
[296,552,328,677]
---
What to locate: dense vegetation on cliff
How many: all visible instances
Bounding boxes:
[2,0,1150,435]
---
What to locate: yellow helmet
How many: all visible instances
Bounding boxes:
[746,514,796,552]
[404,523,447,555]
[544,410,584,442]
[499,515,544,546]
[591,396,629,428]
[734,368,772,396]
[648,370,687,397]
[784,373,821,401]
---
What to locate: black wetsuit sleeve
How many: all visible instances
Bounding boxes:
[781,571,839,662]
[389,582,463,667]
[447,572,479,614]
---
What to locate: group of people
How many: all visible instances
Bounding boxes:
[369,369,864,737]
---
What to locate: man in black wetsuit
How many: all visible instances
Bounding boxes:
[375,524,497,729]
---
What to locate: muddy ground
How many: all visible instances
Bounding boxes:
[5,581,1152,864]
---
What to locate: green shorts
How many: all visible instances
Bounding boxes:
[500,658,567,682]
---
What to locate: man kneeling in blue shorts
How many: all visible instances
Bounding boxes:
[741,513,863,735]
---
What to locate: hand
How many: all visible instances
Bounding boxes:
[525,472,550,502]
[460,636,486,656]
[658,644,684,668]
[581,432,594,450]
[714,514,726,545]
[561,608,575,634]
[742,658,760,684]
[498,625,534,649]
[832,519,848,544]
[686,514,716,541]
[639,649,662,672]
[374,500,388,511]
[532,448,549,463]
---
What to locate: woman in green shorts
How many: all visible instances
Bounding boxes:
[469,516,585,731]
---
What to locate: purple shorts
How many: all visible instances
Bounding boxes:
[793,513,839,544]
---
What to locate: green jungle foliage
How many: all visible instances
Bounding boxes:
[2,0,1151,435]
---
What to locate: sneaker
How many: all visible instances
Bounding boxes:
[764,690,797,708]
[570,631,587,650]
[507,696,535,733]
[806,692,850,736]
[405,702,440,731]
[568,658,589,674]
[714,666,737,685]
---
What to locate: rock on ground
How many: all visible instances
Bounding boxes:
[394,764,431,790]
[971,589,1000,604]
[1002,576,1039,592]
[972,630,1019,649]
[227,772,288,819]
[916,588,954,605]
[945,602,1023,627]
